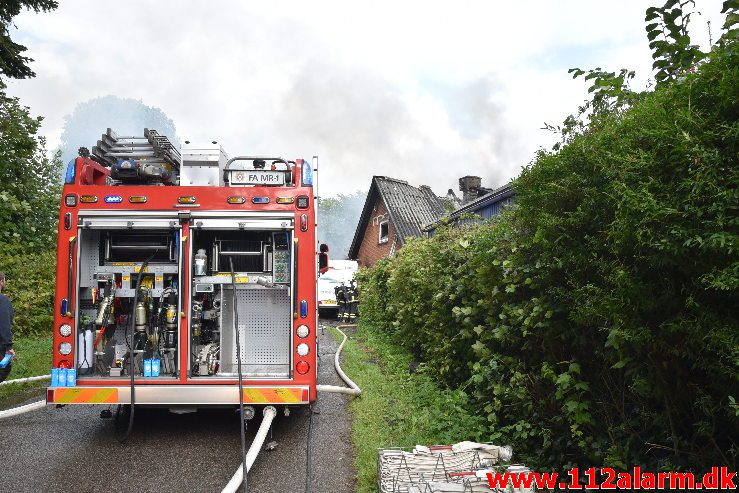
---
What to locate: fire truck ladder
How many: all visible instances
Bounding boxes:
[91,128,181,172]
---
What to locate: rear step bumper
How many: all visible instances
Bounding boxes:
[47,385,310,405]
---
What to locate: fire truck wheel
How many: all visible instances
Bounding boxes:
[114,404,131,433]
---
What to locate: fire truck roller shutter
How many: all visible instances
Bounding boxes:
[187,218,293,231]
[75,215,181,230]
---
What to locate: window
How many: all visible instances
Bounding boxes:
[379,220,389,244]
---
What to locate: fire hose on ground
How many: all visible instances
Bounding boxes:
[0,375,51,419]
[0,400,46,419]
[0,374,50,386]
[222,324,362,493]
[316,324,362,396]
[221,405,278,493]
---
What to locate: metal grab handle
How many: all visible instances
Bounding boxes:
[67,236,77,316]
[222,156,291,184]
[225,156,288,167]
[109,245,168,250]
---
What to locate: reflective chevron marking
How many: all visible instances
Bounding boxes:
[242,387,304,403]
[54,387,118,404]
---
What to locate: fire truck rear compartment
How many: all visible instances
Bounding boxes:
[76,226,181,379]
[74,219,294,382]
[190,229,293,379]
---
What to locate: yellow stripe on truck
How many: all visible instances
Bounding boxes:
[55,387,118,404]
[242,387,302,403]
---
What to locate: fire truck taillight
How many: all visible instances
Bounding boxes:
[65,194,78,207]
[252,197,270,204]
[178,196,197,204]
[59,342,72,355]
[80,195,98,203]
[296,343,310,357]
[276,196,294,204]
[300,214,308,232]
[59,324,72,337]
[129,195,147,203]
[104,195,123,204]
[296,195,309,209]
[296,324,309,338]
[300,300,308,318]
[64,212,72,230]
[227,196,246,204]
[296,361,310,375]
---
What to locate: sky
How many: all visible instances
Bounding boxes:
[6,0,726,198]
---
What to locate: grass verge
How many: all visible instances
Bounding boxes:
[0,335,52,408]
[330,323,486,493]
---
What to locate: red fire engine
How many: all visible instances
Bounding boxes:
[46,129,319,410]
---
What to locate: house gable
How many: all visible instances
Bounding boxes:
[354,197,398,267]
[348,176,445,266]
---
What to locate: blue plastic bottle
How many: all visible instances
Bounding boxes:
[51,368,60,387]
[143,359,152,377]
[151,358,161,377]
[66,368,76,387]
[0,353,12,368]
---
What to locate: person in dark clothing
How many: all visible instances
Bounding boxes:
[0,271,15,383]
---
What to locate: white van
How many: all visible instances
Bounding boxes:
[317,260,358,314]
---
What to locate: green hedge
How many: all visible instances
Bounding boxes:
[357,42,738,471]
[0,247,55,338]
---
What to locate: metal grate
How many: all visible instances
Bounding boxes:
[220,287,291,376]
[79,229,101,288]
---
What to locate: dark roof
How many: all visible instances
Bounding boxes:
[423,182,514,231]
[348,176,446,259]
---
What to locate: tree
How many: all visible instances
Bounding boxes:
[318,191,367,260]
[0,89,62,250]
[59,95,179,166]
[0,0,57,79]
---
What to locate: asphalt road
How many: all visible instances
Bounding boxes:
[0,321,355,493]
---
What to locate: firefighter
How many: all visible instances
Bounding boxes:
[346,279,358,322]
[0,271,16,383]
[335,282,347,321]
[341,282,353,323]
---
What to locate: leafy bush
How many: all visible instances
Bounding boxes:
[358,40,738,471]
[0,246,55,337]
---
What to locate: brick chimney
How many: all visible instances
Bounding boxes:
[459,176,482,204]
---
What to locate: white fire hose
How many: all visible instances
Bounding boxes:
[0,400,46,419]
[316,325,362,396]
[221,324,361,492]
[221,405,278,493]
[0,374,50,419]
[0,374,50,386]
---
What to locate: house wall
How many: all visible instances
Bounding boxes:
[477,196,514,220]
[355,199,397,268]
[426,194,515,237]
